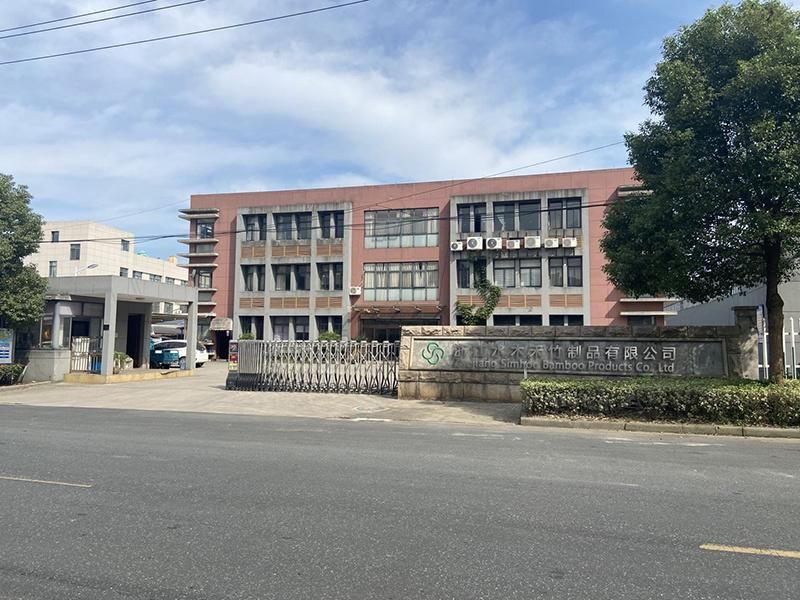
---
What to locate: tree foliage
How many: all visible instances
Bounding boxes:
[0,174,47,328]
[455,267,502,326]
[601,0,800,382]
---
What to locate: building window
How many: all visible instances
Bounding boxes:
[151,274,162,283]
[121,239,130,252]
[493,314,543,326]
[296,213,312,240]
[493,315,517,326]
[319,211,344,239]
[566,257,583,287]
[456,259,486,289]
[520,258,542,287]
[363,262,438,301]
[197,270,212,288]
[240,316,265,340]
[197,220,214,239]
[69,243,80,260]
[295,264,310,290]
[51,231,59,242]
[274,214,293,240]
[316,316,343,338]
[493,202,516,232]
[273,265,291,291]
[364,208,439,248]
[119,267,128,278]
[242,265,266,292]
[244,214,267,241]
[164,302,173,314]
[548,199,563,230]
[628,315,658,326]
[133,271,143,280]
[458,203,487,233]
[518,200,541,231]
[520,315,543,326]
[549,258,564,287]
[550,314,584,326]
[49,261,57,277]
[493,259,516,288]
[318,263,343,291]
[548,197,582,230]
[271,316,308,341]
[166,277,175,284]
[565,198,582,229]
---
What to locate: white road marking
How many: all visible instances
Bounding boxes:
[452,432,505,438]
[700,543,800,560]
[350,418,393,422]
[0,475,92,488]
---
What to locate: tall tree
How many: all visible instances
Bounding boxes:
[0,174,47,328]
[602,0,800,383]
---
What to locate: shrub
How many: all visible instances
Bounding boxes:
[520,377,800,428]
[238,333,255,340]
[318,331,342,342]
[0,364,24,386]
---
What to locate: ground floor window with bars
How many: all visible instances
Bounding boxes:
[316,315,343,338]
[363,262,438,301]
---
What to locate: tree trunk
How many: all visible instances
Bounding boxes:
[765,242,785,384]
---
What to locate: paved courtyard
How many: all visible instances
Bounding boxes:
[0,361,521,425]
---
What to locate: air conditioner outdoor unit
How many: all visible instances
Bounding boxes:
[505,239,521,250]
[466,236,483,250]
[544,238,560,249]
[349,286,362,296]
[561,237,578,248]
[485,237,503,250]
[524,236,541,249]
[450,241,463,252]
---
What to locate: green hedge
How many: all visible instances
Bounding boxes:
[0,364,24,386]
[520,377,800,428]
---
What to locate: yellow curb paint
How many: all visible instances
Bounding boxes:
[700,544,800,560]
[0,475,93,489]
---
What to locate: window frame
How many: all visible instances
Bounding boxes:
[549,257,564,287]
[69,243,81,261]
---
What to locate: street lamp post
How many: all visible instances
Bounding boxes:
[74,263,99,276]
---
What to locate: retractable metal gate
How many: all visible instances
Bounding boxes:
[226,340,400,395]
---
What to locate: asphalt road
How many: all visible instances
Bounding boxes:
[1,406,798,599]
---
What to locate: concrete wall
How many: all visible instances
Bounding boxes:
[398,308,760,402]
[22,349,71,383]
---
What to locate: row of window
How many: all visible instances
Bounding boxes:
[240,316,343,341]
[457,257,583,288]
[457,197,581,234]
[237,198,582,248]
[242,263,344,292]
[363,262,438,301]
[244,211,345,242]
[49,234,131,254]
[119,268,182,284]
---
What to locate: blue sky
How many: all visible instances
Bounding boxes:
[0,0,770,259]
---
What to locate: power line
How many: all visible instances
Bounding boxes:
[0,0,207,41]
[0,1,159,33]
[89,141,625,228]
[0,0,372,66]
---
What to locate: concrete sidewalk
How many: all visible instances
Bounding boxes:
[0,362,520,425]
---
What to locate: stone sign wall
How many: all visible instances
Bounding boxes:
[398,307,759,402]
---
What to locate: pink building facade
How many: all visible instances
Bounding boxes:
[179,168,673,357]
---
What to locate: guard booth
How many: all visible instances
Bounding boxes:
[24,276,199,382]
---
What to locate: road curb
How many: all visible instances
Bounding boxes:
[0,381,55,394]
[520,416,800,439]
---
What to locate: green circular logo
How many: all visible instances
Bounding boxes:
[421,342,445,366]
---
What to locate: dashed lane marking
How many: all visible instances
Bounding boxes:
[700,544,800,560]
[0,475,93,488]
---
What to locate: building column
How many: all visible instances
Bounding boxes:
[100,292,117,376]
[140,304,153,369]
[51,302,61,349]
[186,301,198,369]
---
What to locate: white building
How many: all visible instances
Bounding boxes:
[28,221,189,316]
